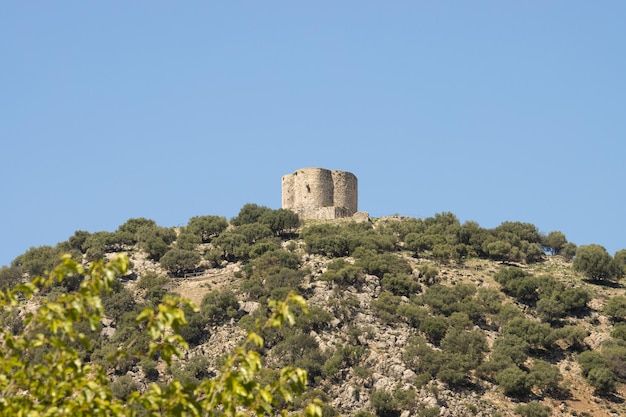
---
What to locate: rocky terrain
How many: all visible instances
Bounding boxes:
[120,226,626,416]
[6,212,626,417]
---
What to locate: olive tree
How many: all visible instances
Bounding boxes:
[541,231,567,255]
[186,215,229,243]
[574,244,622,282]
[159,248,202,276]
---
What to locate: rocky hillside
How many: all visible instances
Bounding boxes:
[165,251,626,417]
[5,209,626,417]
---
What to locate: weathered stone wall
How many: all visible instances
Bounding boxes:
[282,168,359,219]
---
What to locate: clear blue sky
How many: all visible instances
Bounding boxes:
[2,2,625,267]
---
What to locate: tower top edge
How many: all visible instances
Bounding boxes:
[283,167,357,177]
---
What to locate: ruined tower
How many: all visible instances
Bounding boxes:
[281,168,359,220]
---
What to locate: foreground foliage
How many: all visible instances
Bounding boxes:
[0,255,321,417]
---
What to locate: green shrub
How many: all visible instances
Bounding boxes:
[419,316,448,345]
[0,266,22,289]
[495,365,532,397]
[503,318,553,350]
[552,326,588,351]
[355,250,411,279]
[110,374,140,400]
[12,245,63,277]
[371,292,403,323]
[231,203,272,226]
[603,296,626,322]
[185,215,229,243]
[611,322,626,341]
[200,289,240,325]
[370,390,400,417]
[586,366,616,394]
[514,401,552,417]
[259,208,300,236]
[417,264,439,285]
[140,358,159,381]
[530,360,562,396]
[381,273,420,297]
[159,249,201,276]
[574,244,622,281]
[440,328,488,368]
[421,283,476,316]
[397,303,427,328]
[319,259,364,287]
[169,355,211,386]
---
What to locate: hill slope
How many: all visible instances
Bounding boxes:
[3,211,626,417]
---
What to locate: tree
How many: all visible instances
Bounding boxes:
[370,390,400,417]
[0,266,22,289]
[11,245,63,277]
[530,360,562,396]
[614,249,626,276]
[116,217,158,244]
[587,366,616,395]
[200,289,240,324]
[231,203,272,226]
[602,296,626,322]
[186,215,229,243]
[542,231,567,255]
[136,225,176,261]
[159,248,201,276]
[0,254,323,417]
[495,365,532,397]
[260,209,300,236]
[574,244,621,282]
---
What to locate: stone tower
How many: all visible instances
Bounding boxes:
[282,168,359,220]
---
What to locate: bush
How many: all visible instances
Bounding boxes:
[12,245,62,277]
[552,326,588,351]
[231,203,272,226]
[381,273,420,297]
[417,264,439,285]
[440,328,488,368]
[576,350,617,393]
[370,390,400,417]
[587,366,616,394]
[503,318,553,350]
[319,259,364,287]
[169,355,212,386]
[421,283,476,317]
[574,244,622,282]
[140,358,159,381]
[530,360,562,396]
[611,322,626,341]
[495,365,532,397]
[200,289,240,325]
[397,303,427,328]
[514,401,552,417]
[259,208,300,236]
[603,296,626,322]
[371,292,402,323]
[355,250,412,279]
[420,316,448,345]
[110,374,140,400]
[136,224,176,260]
[160,249,201,276]
[185,215,229,243]
[0,266,22,289]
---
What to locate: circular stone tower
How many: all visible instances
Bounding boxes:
[282,168,358,219]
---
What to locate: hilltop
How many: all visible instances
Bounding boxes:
[2,205,626,417]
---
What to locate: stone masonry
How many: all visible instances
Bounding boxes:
[282,168,363,220]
